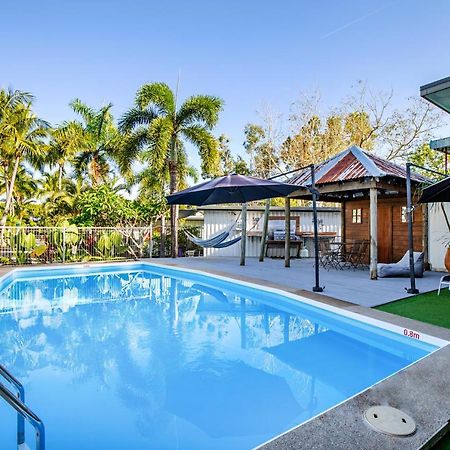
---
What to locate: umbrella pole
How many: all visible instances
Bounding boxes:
[240,203,247,266]
[259,199,270,262]
[406,163,419,294]
[311,165,323,292]
[285,197,291,267]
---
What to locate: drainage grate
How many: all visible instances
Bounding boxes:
[364,406,416,436]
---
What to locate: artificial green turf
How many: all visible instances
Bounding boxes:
[375,289,450,449]
[434,435,450,450]
[375,289,450,329]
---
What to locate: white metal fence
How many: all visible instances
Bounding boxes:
[0,226,154,265]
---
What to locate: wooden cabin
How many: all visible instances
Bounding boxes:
[287,146,430,278]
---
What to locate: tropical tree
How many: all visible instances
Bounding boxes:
[0,165,38,221]
[120,82,223,257]
[218,134,250,175]
[0,89,49,227]
[409,143,445,179]
[48,121,84,191]
[70,100,125,186]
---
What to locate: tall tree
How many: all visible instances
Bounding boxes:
[218,134,250,175]
[0,165,38,220]
[0,89,49,226]
[70,99,124,186]
[48,121,84,191]
[409,143,445,179]
[120,82,223,257]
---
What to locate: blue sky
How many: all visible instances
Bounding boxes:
[1,0,450,169]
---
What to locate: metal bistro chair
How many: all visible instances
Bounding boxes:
[345,240,369,270]
[438,275,450,295]
[319,239,340,270]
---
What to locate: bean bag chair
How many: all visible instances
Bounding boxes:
[377,251,424,278]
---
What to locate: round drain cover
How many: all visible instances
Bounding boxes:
[364,406,416,436]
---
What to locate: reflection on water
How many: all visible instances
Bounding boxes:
[0,268,433,450]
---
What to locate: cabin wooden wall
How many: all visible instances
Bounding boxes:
[344,197,424,263]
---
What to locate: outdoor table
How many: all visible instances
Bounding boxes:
[265,239,303,258]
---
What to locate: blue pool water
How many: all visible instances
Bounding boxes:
[0,263,438,450]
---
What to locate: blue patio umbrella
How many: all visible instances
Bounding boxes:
[166,173,300,206]
[166,174,301,265]
[165,172,323,294]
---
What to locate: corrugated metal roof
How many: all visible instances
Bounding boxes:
[288,146,430,187]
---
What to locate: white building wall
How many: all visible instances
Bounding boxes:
[428,203,450,271]
[200,207,341,258]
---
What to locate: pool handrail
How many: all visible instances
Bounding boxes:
[0,378,45,450]
[0,364,26,445]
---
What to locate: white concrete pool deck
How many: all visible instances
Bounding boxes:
[156,256,444,307]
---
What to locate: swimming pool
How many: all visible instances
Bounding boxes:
[0,262,444,450]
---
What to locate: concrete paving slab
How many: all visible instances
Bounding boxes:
[156,257,444,307]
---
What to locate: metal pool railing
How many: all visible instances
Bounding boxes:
[0,226,155,265]
[0,364,45,450]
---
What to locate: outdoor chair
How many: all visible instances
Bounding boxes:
[438,275,450,295]
[319,240,331,269]
[345,240,369,269]
[377,251,424,278]
[318,239,340,269]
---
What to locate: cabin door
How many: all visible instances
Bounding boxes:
[377,205,393,263]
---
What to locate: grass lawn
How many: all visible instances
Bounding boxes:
[376,289,450,329]
[376,289,450,450]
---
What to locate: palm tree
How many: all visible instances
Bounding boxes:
[0,89,49,227]
[0,165,38,220]
[48,121,84,191]
[70,99,125,186]
[120,82,223,257]
[37,170,76,217]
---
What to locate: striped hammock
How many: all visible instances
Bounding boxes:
[184,216,242,249]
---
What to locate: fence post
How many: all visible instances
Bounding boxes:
[62,227,66,264]
[149,224,153,258]
[159,216,165,257]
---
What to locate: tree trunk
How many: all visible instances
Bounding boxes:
[58,165,63,191]
[169,137,178,258]
[0,156,20,227]
[259,199,270,262]
[160,215,166,257]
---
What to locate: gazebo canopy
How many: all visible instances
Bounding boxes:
[286,146,429,202]
[420,76,450,114]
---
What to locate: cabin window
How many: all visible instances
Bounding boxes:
[352,208,362,224]
[401,206,413,223]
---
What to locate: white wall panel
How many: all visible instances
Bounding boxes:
[200,207,341,258]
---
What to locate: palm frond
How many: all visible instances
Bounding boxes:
[182,125,220,177]
[136,83,175,116]
[70,99,96,123]
[177,95,224,129]
[110,131,143,177]
[118,107,157,132]
[141,116,173,174]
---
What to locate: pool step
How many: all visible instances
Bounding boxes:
[0,364,45,450]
